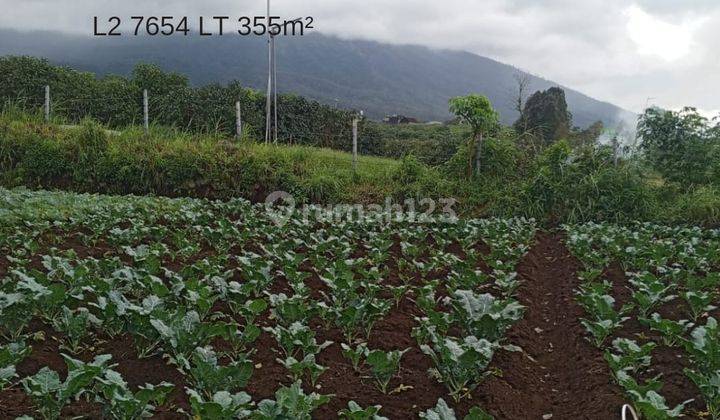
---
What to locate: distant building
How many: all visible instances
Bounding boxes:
[382,114,419,125]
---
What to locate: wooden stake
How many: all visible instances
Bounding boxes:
[235,101,242,139]
[44,85,50,122]
[475,133,483,175]
[352,111,361,174]
[143,89,149,135]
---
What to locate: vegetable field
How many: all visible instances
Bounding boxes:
[566,223,720,418]
[0,187,717,419]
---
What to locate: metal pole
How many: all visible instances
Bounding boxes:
[44,85,50,122]
[235,101,242,139]
[143,89,149,135]
[272,36,278,143]
[264,0,272,143]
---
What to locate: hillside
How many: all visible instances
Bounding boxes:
[0,29,634,127]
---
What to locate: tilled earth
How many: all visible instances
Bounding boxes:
[0,231,702,419]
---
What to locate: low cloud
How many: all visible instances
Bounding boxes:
[0,0,717,113]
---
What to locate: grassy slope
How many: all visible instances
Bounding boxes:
[0,110,417,206]
[2,110,719,227]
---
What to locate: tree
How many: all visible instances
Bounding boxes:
[449,94,499,175]
[638,106,716,185]
[512,72,531,131]
[568,120,604,149]
[514,87,571,146]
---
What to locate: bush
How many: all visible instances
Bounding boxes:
[519,141,658,224]
[0,114,409,206]
[443,129,524,180]
[301,173,342,203]
[2,110,720,227]
[663,186,720,227]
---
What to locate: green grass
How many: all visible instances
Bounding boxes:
[0,109,410,206]
[2,108,720,227]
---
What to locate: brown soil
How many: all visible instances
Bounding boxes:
[473,232,626,419]
[603,262,705,415]
[0,230,671,419]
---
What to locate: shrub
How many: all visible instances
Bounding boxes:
[663,186,720,227]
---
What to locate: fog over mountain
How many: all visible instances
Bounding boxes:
[0,29,636,127]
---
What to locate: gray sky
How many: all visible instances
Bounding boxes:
[1,0,718,116]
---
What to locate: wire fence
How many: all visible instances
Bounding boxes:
[5,87,405,172]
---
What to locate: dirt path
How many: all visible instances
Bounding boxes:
[478,232,625,419]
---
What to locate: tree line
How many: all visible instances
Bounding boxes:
[0,56,357,150]
[3,55,719,191]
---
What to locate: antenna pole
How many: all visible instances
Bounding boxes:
[273,35,278,143]
[264,0,272,143]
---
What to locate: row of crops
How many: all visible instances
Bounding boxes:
[565,222,720,419]
[0,188,537,419]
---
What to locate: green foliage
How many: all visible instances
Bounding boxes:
[95,370,174,419]
[0,340,31,390]
[3,107,720,226]
[448,94,500,176]
[448,290,524,342]
[253,380,330,420]
[186,389,254,419]
[364,348,409,394]
[277,354,327,386]
[444,132,523,180]
[0,291,33,340]
[604,338,656,376]
[52,306,101,354]
[662,185,720,226]
[617,371,693,420]
[448,95,499,139]
[685,369,720,419]
[362,122,469,166]
[514,87,572,145]
[338,401,388,420]
[628,272,676,318]
[420,398,494,420]
[421,336,495,401]
[340,342,368,371]
[187,346,253,397]
[150,309,226,365]
[21,354,113,420]
[0,56,355,148]
[263,322,332,360]
[520,141,658,224]
[0,113,403,205]
[638,107,719,186]
[640,313,692,347]
[577,291,631,347]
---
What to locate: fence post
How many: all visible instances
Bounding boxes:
[143,89,149,135]
[235,101,242,139]
[352,111,362,174]
[44,85,50,122]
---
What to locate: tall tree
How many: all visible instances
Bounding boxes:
[514,87,572,145]
[449,94,499,175]
[638,106,716,185]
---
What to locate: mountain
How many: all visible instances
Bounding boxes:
[0,29,635,127]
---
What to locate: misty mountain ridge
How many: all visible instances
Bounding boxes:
[0,29,635,127]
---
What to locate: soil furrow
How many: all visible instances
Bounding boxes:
[479,231,625,419]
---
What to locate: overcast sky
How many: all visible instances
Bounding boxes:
[1,0,718,117]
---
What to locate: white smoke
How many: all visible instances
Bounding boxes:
[597,111,640,153]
